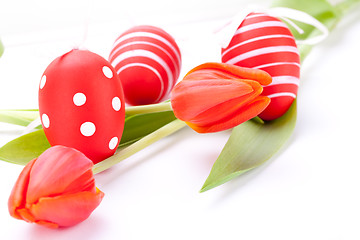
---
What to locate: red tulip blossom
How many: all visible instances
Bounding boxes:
[171,62,272,133]
[8,146,104,228]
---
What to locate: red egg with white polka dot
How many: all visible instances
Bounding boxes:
[38,49,125,164]
[221,12,300,121]
[109,25,181,105]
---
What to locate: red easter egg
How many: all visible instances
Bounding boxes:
[38,49,126,164]
[109,25,181,105]
[221,12,300,121]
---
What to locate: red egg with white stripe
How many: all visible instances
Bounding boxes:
[221,12,300,121]
[109,25,181,105]
[39,49,126,164]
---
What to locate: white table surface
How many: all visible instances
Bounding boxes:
[1,0,360,239]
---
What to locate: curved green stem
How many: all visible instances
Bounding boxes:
[0,109,39,126]
[0,102,173,127]
[92,119,186,174]
[125,101,172,116]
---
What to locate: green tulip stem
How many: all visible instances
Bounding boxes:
[0,102,173,128]
[92,118,186,174]
[125,101,173,116]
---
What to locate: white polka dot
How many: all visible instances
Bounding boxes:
[40,75,47,89]
[109,137,119,150]
[73,92,86,106]
[102,66,113,79]
[42,113,50,128]
[80,122,96,137]
[112,97,121,111]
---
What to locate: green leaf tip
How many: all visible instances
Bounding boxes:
[200,0,357,193]
[200,101,297,192]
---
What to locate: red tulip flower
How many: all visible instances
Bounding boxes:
[171,63,272,133]
[8,146,104,228]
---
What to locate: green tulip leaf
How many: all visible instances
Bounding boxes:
[0,129,50,165]
[120,111,177,147]
[0,109,39,126]
[251,116,265,124]
[0,39,4,57]
[0,110,176,165]
[199,0,358,192]
[200,100,297,192]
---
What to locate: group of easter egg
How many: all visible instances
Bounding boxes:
[38,12,300,164]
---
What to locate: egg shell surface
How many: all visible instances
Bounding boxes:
[109,25,181,106]
[39,49,125,164]
[221,12,300,121]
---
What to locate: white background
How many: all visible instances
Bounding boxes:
[1,0,360,239]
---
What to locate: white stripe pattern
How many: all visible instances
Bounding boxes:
[253,62,300,69]
[110,40,179,76]
[117,63,165,102]
[225,46,299,65]
[112,31,181,65]
[267,92,297,99]
[234,21,289,36]
[221,12,300,120]
[265,76,300,86]
[245,13,268,19]
[112,49,174,96]
[222,34,294,57]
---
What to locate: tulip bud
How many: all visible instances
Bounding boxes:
[170,62,272,133]
[8,146,104,228]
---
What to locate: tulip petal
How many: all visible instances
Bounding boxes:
[28,189,104,228]
[16,208,36,223]
[8,158,37,220]
[171,79,253,120]
[26,146,95,204]
[183,69,239,81]
[187,96,270,133]
[171,62,273,133]
[35,220,59,229]
[184,62,272,85]
[189,80,264,125]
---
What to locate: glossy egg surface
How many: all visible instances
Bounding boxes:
[39,49,125,163]
[109,25,181,105]
[221,12,300,120]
